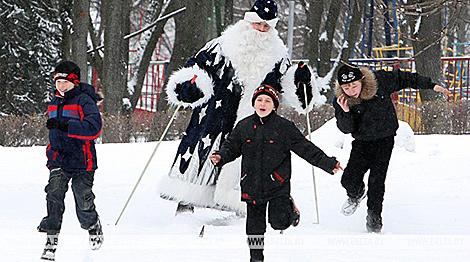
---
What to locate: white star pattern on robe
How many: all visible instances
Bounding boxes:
[206,59,212,66]
[201,134,211,149]
[199,107,207,124]
[181,149,192,162]
[216,100,222,109]
[264,7,270,13]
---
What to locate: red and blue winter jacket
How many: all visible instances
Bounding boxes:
[46,83,102,172]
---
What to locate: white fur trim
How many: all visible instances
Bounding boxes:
[310,73,327,107]
[281,65,304,112]
[281,63,327,114]
[243,12,279,28]
[213,158,246,215]
[158,173,216,208]
[166,65,214,108]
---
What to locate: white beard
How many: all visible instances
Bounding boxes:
[219,20,288,121]
[212,21,288,214]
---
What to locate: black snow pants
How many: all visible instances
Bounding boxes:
[341,136,394,215]
[38,168,99,234]
[246,195,294,261]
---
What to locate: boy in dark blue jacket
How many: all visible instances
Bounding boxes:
[38,61,103,260]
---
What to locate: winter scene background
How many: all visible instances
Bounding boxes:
[1,0,470,262]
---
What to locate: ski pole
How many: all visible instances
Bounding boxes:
[302,82,320,224]
[115,105,182,225]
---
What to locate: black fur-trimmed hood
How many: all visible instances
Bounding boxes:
[334,67,377,107]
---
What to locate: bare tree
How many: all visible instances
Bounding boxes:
[101,0,131,114]
[224,0,234,29]
[161,0,212,109]
[128,0,177,110]
[318,0,342,77]
[339,0,365,62]
[72,0,90,82]
[302,0,323,68]
[58,0,73,60]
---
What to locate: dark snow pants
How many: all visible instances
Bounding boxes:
[341,136,394,215]
[38,168,98,233]
[246,195,294,261]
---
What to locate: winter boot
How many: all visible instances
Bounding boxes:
[341,188,366,216]
[290,197,300,227]
[175,202,195,215]
[41,234,58,261]
[249,249,264,262]
[366,210,382,233]
[88,219,103,250]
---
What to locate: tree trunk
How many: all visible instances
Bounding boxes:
[129,0,170,110]
[383,0,394,57]
[224,0,234,30]
[407,0,443,133]
[58,0,73,60]
[87,13,103,84]
[303,0,323,69]
[101,0,130,114]
[340,0,364,61]
[160,0,212,109]
[214,0,223,36]
[318,0,341,77]
[72,0,90,82]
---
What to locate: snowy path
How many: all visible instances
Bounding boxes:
[1,129,469,261]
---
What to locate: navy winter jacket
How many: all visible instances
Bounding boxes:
[46,83,102,172]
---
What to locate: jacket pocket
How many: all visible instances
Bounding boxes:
[271,170,285,184]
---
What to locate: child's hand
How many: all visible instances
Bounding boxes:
[209,153,221,165]
[433,84,452,98]
[337,94,350,112]
[332,161,343,174]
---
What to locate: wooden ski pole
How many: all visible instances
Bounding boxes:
[302,82,320,224]
[115,105,181,225]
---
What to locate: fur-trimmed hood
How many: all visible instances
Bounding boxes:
[334,67,377,107]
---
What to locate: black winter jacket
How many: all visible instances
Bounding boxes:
[333,68,436,141]
[217,112,337,204]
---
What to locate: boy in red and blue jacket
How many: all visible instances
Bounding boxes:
[38,61,103,260]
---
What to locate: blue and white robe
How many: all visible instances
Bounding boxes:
[158,20,326,213]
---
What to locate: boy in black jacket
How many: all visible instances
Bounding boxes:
[210,85,342,262]
[38,61,103,261]
[333,63,450,233]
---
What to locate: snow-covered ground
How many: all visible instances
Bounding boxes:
[1,120,469,262]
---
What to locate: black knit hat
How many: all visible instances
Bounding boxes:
[53,60,81,85]
[337,64,364,85]
[250,0,277,20]
[244,0,279,27]
[252,84,280,109]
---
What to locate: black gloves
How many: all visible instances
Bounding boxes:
[46,118,69,132]
[294,62,313,109]
[174,76,204,103]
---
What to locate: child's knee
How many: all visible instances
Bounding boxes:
[45,176,68,199]
[268,212,291,230]
[75,190,95,210]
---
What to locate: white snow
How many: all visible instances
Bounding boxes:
[414,10,422,35]
[1,120,469,261]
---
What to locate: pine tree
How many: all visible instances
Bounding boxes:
[0,0,62,115]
